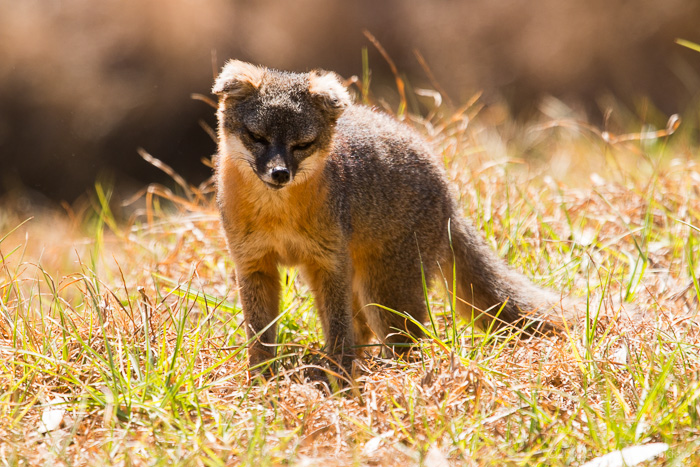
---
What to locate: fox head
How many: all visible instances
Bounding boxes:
[213,60,351,189]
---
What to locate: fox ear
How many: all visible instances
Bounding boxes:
[212,60,265,97]
[309,70,351,117]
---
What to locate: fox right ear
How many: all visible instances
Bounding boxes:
[212,60,265,97]
[308,70,351,118]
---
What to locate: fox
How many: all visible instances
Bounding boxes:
[212,60,568,378]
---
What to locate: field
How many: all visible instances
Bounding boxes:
[1,87,700,466]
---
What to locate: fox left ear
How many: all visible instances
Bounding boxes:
[212,60,265,98]
[309,70,351,117]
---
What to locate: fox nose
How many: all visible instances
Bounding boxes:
[270,166,291,184]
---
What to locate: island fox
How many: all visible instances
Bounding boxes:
[212,60,565,376]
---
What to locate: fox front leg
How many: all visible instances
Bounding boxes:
[304,259,356,377]
[236,263,282,374]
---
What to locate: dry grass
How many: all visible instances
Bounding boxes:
[1,94,700,466]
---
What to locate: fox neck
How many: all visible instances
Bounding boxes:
[219,150,329,225]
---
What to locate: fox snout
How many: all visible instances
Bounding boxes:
[257,151,294,189]
[269,166,291,186]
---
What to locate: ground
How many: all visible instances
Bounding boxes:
[1,95,699,466]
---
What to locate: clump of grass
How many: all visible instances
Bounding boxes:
[2,83,700,465]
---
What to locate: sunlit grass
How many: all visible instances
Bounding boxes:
[1,93,700,465]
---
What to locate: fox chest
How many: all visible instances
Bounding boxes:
[225,203,338,268]
[246,226,316,266]
[218,163,339,268]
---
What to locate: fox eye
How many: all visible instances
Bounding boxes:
[292,140,315,152]
[245,128,268,145]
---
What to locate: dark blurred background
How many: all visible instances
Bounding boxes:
[2,0,700,206]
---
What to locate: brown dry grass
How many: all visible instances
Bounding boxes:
[1,97,699,466]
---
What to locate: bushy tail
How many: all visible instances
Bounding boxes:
[446,217,568,334]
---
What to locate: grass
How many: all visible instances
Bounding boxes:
[2,88,700,466]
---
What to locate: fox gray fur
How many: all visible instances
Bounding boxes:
[212,60,565,377]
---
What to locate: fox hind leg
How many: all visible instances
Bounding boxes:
[356,257,430,357]
[352,292,375,355]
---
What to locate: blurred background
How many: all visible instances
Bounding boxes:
[2,0,700,208]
